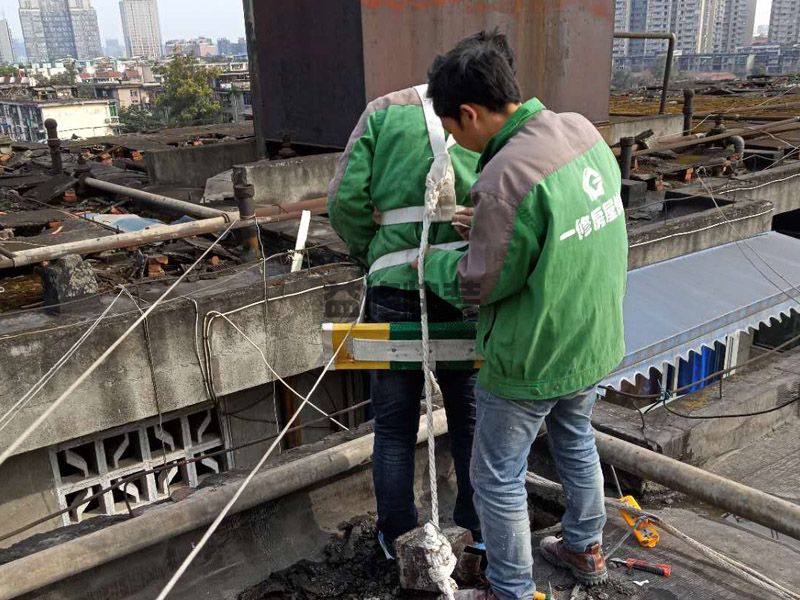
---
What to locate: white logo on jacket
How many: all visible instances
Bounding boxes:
[582,167,605,202]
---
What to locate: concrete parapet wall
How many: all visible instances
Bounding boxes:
[145,139,258,188]
[601,114,685,145]
[0,264,363,456]
[627,199,774,269]
[233,153,341,206]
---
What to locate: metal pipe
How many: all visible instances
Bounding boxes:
[635,117,800,156]
[683,88,694,135]
[619,137,635,179]
[0,203,326,269]
[0,410,449,600]
[594,430,800,540]
[0,216,233,269]
[614,31,676,114]
[253,196,327,218]
[234,181,259,259]
[83,177,229,220]
[44,118,63,175]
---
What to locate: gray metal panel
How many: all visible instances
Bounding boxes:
[604,231,800,387]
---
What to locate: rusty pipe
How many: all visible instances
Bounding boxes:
[83,178,230,221]
[0,205,325,269]
[44,118,63,175]
[683,88,695,135]
[614,31,676,114]
[634,117,800,156]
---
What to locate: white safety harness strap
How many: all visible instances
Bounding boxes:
[369,84,467,276]
[368,240,468,274]
[376,204,468,226]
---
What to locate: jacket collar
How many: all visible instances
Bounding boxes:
[478,98,546,171]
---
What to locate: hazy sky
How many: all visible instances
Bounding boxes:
[0,0,773,47]
[0,0,245,43]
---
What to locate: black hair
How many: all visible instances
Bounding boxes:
[427,29,521,121]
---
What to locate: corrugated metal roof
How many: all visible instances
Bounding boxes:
[603,231,800,388]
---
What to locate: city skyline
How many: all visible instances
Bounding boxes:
[0,0,245,50]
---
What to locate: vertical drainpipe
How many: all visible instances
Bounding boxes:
[683,88,695,136]
[619,136,635,180]
[234,179,259,261]
[45,118,63,175]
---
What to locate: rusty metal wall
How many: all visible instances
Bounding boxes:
[246,0,613,149]
[246,0,366,150]
[361,0,613,123]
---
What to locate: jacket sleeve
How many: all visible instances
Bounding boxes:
[424,189,542,307]
[327,107,381,268]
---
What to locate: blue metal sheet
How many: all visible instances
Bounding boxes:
[603,231,800,388]
[82,213,163,233]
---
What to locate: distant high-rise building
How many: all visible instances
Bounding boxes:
[70,0,103,59]
[217,37,232,56]
[119,0,162,59]
[615,0,757,63]
[12,40,26,62]
[105,38,124,58]
[713,0,757,52]
[769,0,800,46]
[0,20,16,64]
[19,0,102,62]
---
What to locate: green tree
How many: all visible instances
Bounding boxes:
[118,104,167,133]
[154,55,222,126]
[48,61,77,86]
[0,65,18,78]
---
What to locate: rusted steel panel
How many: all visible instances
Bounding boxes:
[248,0,613,148]
[361,0,613,123]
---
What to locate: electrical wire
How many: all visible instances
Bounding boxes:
[0,220,239,470]
[153,290,366,600]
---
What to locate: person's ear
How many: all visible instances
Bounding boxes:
[459,104,479,129]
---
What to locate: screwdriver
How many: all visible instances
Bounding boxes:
[610,557,672,577]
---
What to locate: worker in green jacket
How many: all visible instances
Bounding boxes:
[327,31,517,561]
[423,32,628,599]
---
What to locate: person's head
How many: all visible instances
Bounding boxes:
[427,29,522,153]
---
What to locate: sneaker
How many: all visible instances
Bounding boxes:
[539,536,608,586]
[377,530,394,560]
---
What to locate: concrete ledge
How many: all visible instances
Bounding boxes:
[601,113,685,145]
[593,346,800,465]
[145,140,258,188]
[627,199,774,269]
[233,153,341,205]
[0,264,363,455]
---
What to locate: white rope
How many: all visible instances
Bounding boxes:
[204,310,351,432]
[0,220,238,470]
[0,288,125,433]
[154,290,366,600]
[414,82,459,600]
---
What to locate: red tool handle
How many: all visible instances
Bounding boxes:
[626,559,671,577]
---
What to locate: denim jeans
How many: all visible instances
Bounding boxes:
[471,384,606,600]
[367,286,481,542]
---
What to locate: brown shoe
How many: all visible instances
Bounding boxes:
[539,536,608,586]
[454,588,498,599]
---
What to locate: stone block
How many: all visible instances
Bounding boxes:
[621,178,647,208]
[395,524,472,593]
[39,254,99,312]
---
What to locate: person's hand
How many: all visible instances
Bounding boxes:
[452,207,474,241]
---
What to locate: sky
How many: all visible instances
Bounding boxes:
[0,0,245,43]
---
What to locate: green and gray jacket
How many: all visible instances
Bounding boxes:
[424,98,628,401]
[327,87,479,291]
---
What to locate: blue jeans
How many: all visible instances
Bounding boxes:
[367,286,481,542]
[471,385,606,600]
